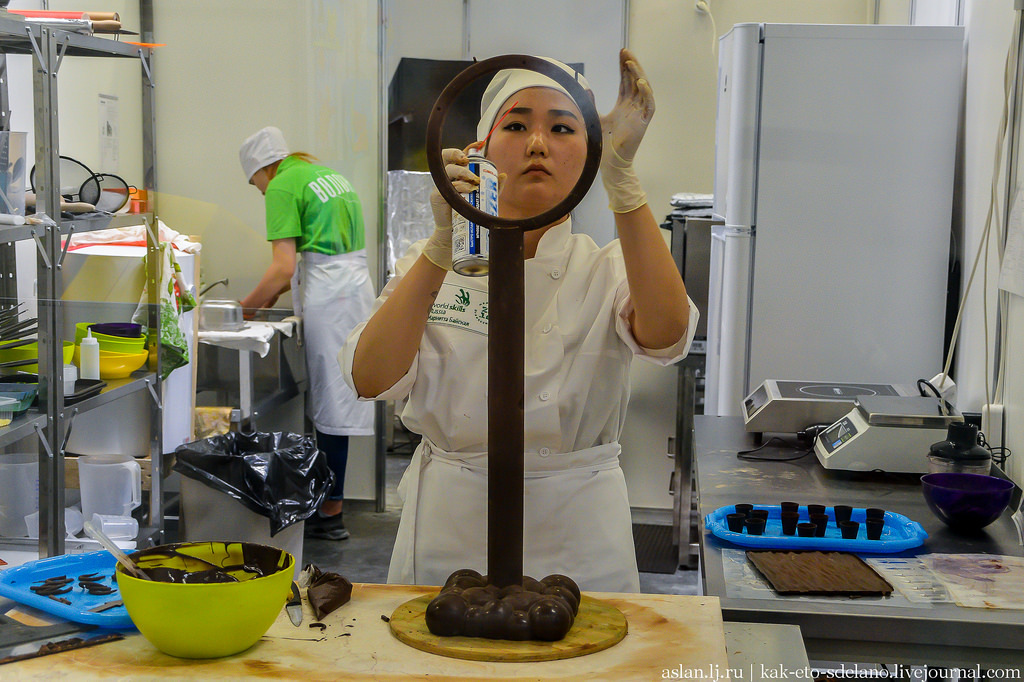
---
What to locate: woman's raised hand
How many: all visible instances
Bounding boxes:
[423,145,482,270]
[600,49,654,214]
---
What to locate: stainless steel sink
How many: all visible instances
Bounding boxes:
[195,310,306,428]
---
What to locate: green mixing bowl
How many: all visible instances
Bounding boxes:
[0,341,73,372]
[117,541,295,659]
[74,322,145,354]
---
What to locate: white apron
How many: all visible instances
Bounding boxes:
[386,437,640,593]
[293,250,375,435]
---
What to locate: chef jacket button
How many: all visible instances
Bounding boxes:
[550,268,561,279]
[542,324,552,334]
[539,391,550,401]
[539,447,551,457]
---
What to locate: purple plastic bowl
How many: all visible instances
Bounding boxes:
[920,473,1014,531]
[89,322,143,338]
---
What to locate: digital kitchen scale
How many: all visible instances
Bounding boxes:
[743,380,916,434]
[814,395,963,473]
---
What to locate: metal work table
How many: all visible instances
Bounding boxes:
[695,416,1024,668]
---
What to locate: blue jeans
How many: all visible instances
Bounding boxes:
[315,430,349,501]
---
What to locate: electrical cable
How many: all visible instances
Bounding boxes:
[938,12,1020,406]
[737,436,814,462]
[694,0,718,59]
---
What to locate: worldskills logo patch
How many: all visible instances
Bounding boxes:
[474,301,488,326]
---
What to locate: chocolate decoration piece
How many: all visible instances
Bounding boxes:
[528,597,574,641]
[780,512,799,536]
[425,571,580,641]
[745,517,766,535]
[866,518,884,540]
[726,513,746,532]
[734,503,753,517]
[747,550,893,596]
[425,55,602,233]
[780,502,799,515]
[488,226,526,588]
[840,521,859,539]
[540,574,581,604]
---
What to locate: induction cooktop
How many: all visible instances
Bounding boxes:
[743,380,913,434]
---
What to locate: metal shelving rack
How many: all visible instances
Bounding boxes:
[0,13,161,558]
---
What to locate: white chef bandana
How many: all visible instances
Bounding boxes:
[476,57,591,144]
[239,126,290,181]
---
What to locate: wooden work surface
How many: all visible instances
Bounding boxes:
[3,583,729,680]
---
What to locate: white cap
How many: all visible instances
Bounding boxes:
[239,126,290,181]
[476,57,591,143]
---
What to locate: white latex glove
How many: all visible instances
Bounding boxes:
[423,147,481,270]
[600,48,655,214]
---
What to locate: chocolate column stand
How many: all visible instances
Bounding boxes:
[488,227,526,587]
[425,55,603,590]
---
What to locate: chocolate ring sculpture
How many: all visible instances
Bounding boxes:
[420,55,604,643]
[425,54,603,231]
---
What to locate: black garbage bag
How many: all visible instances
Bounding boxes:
[173,431,335,536]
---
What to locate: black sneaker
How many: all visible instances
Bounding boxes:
[304,512,350,540]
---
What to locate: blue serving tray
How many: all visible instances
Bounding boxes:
[704,504,927,553]
[0,551,134,629]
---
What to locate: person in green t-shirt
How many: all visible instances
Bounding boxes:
[239,126,375,541]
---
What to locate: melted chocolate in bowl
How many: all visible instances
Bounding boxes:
[130,542,287,584]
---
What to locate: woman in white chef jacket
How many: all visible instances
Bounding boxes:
[341,50,697,592]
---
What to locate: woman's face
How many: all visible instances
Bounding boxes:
[250,167,272,195]
[485,86,587,220]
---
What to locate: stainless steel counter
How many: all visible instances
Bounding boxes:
[695,416,1024,667]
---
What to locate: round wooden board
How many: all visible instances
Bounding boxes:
[389,593,628,662]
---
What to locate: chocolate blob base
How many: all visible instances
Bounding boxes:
[425,569,581,641]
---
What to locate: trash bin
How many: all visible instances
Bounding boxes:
[174,432,335,577]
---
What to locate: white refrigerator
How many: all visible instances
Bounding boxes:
[706,23,964,417]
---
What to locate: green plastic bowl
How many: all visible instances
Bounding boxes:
[75,322,145,354]
[0,341,73,372]
[117,541,295,659]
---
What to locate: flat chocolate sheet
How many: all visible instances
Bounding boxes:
[746,551,893,596]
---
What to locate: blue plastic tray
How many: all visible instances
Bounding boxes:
[704,504,927,553]
[0,551,134,629]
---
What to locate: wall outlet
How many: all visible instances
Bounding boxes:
[982,403,1005,450]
